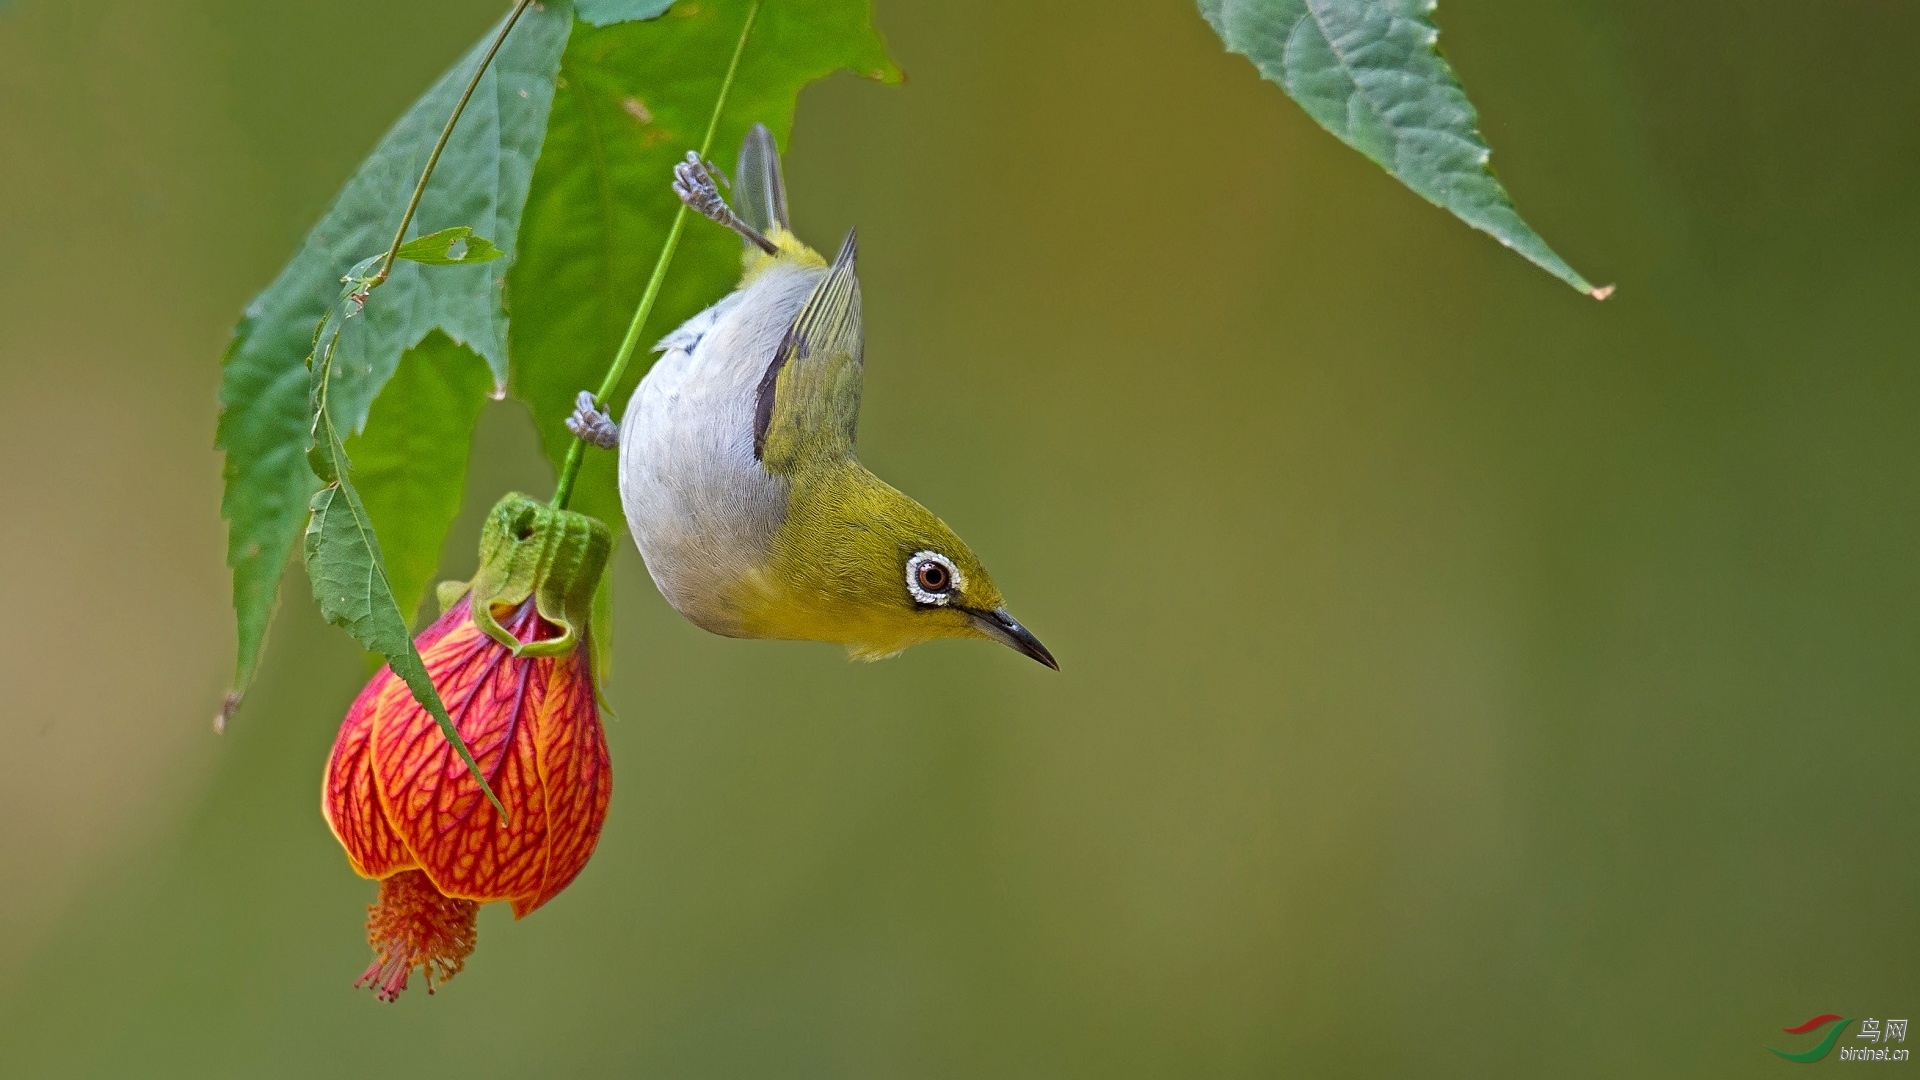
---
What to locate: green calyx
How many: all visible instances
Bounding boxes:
[456,492,612,659]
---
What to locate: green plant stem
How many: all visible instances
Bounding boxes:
[551,0,764,510]
[368,0,537,291]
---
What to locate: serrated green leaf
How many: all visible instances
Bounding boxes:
[344,332,492,630]
[1197,0,1605,297]
[307,296,504,820]
[394,225,507,266]
[576,0,676,28]
[217,2,573,709]
[508,0,898,549]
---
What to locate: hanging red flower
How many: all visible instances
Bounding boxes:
[322,493,613,1001]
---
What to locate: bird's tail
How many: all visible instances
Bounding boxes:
[735,123,791,238]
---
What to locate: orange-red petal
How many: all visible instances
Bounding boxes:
[516,645,609,916]
[324,694,414,881]
[322,600,473,879]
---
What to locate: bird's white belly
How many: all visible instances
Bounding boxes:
[617,262,821,636]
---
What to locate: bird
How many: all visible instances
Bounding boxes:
[572,123,1055,669]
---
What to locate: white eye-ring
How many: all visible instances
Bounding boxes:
[906,551,962,605]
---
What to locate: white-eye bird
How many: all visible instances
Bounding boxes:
[579,124,1055,668]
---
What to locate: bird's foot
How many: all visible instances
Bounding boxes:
[672,152,778,255]
[565,391,619,449]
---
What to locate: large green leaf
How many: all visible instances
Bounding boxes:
[1197,0,1606,297]
[508,0,897,541]
[306,280,502,817]
[343,332,493,630]
[216,1,573,711]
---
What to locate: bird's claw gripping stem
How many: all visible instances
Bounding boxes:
[565,391,619,450]
[673,151,778,255]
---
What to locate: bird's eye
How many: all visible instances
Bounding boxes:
[906,551,962,606]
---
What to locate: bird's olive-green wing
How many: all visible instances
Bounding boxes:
[753,230,862,472]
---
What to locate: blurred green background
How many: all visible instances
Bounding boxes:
[2,0,1916,1075]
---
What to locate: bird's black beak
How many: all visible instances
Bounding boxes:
[965,607,1058,670]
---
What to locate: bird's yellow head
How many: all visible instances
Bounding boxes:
[738,464,1055,668]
